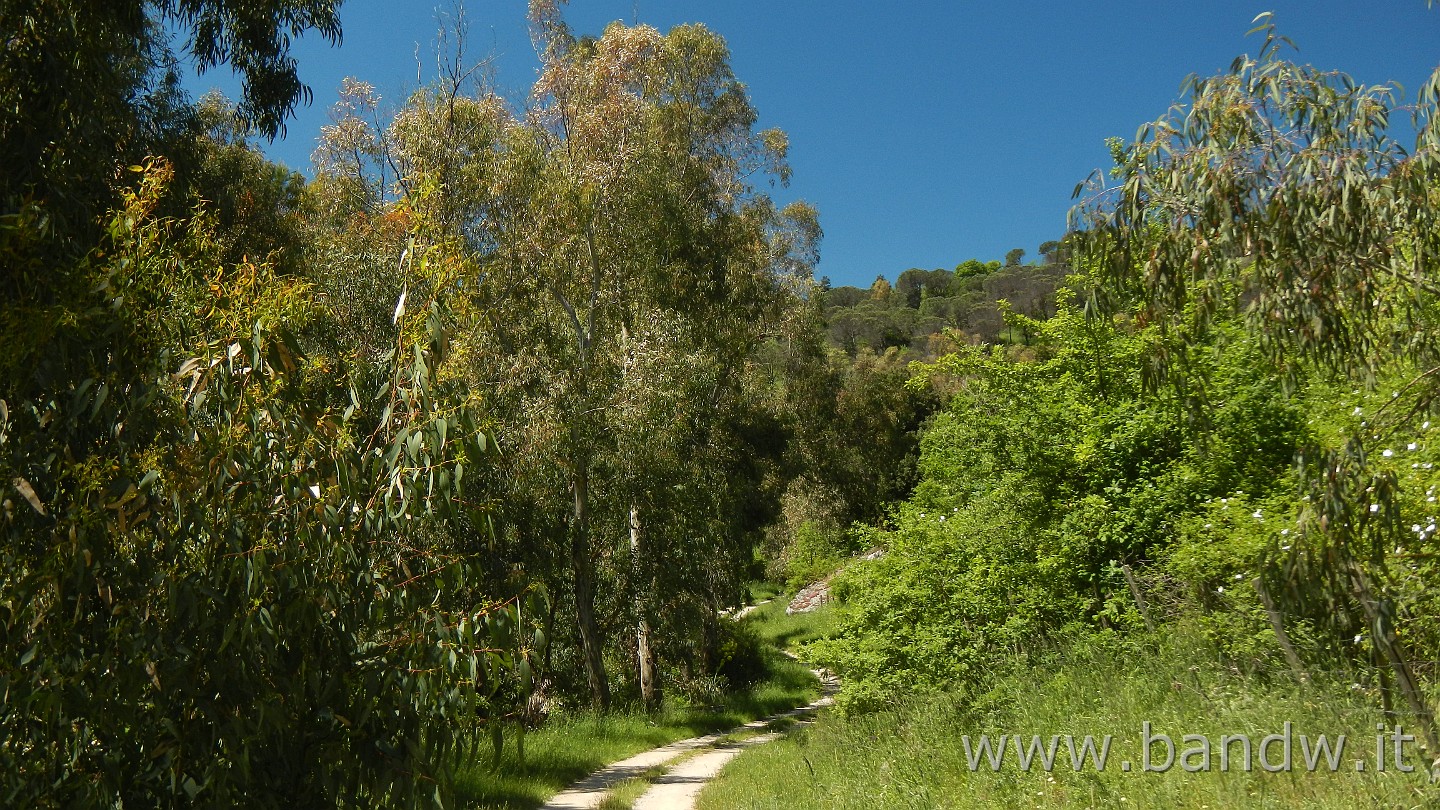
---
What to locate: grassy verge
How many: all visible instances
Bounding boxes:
[455,590,824,809]
[696,627,1438,809]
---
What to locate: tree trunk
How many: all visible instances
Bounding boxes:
[571,463,609,710]
[631,504,657,708]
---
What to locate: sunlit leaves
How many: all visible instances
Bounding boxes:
[0,164,536,807]
[1071,16,1440,713]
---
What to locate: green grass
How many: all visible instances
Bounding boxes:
[744,597,839,652]
[595,765,670,810]
[455,595,823,809]
[747,580,784,604]
[696,627,1438,809]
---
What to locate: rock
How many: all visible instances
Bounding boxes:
[786,578,831,614]
[785,548,886,614]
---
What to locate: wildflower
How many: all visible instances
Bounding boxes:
[1217,586,1226,594]
[1252,509,1263,519]
[1370,504,1380,513]
[1233,573,1243,580]
[1353,406,1363,415]
[1383,449,1394,457]
[1409,442,1419,451]
[1280,529,1289,536]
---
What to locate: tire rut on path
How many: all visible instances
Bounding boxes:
[540,650,839,810]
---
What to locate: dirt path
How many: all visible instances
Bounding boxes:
[540,650,839,810]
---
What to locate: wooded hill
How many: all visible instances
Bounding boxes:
[819,259,1069,355]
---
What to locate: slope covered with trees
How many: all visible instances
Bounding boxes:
[819,256,1068,355]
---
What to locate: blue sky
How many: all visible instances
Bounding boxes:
[181,1,1440,288]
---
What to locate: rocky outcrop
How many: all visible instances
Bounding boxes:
[785,547,886,615]
[786,578,831,614]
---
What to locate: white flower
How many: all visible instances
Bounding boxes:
[1353,407,1363,416]
[1217,586,1226,594]
[1252,509,1263,519]
[1204,523,1213,529]
[1409,443,1419,451]
[1413,524,1423,533]
[1233,573,1243,580]
[1370,504,1381,513]
[1280,529,1289,536]
[1281,544,1291,551]
[1383,449,1394,457]
[1354,634,1363,644]
[938,516,945,522]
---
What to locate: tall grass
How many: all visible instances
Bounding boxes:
[697,626,1438,809]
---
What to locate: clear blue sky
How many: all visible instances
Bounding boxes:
[181,1,1440,289]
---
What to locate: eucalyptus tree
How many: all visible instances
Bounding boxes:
[1072,15,1440,746]
[485,2,799,707]
[1,0,343,266]
[0,156,538,806]
[309,0,807,709]
[1,2,549,801]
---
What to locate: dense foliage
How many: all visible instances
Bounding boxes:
[813,291,1310,710]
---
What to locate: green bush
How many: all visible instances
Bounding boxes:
[716,616,769,689]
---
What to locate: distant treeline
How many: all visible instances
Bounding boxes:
[817,251,1069,355]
